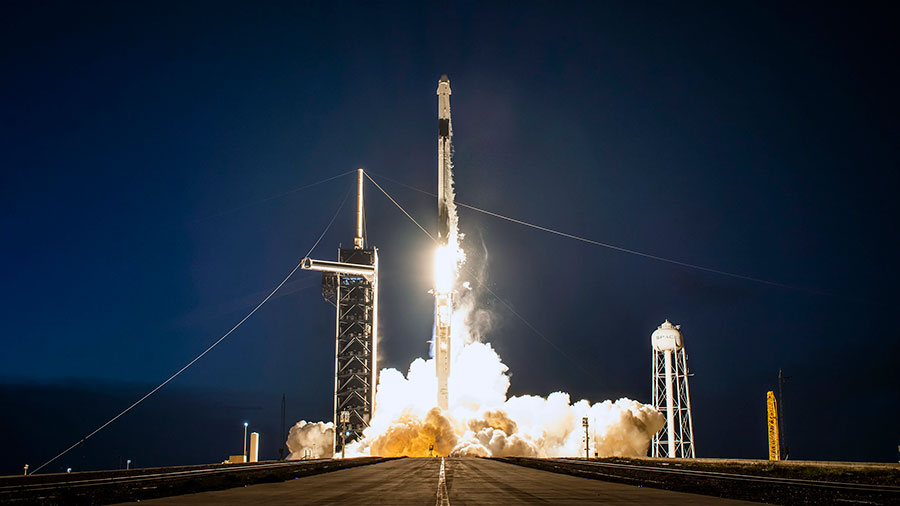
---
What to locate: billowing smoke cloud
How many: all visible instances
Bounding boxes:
[368,407,458,457]
[286,420,333,460]
[340,340,664,458]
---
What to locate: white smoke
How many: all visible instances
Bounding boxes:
[286,420,334,459]
[341,339,664,458]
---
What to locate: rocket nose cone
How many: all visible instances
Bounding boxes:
[439,74,449,82]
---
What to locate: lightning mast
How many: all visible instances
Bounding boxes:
[434,75,453,411]
[302,169,378,456]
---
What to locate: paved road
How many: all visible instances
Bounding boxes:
[113,457,763,505]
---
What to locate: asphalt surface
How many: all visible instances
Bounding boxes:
[506,458,900,505]
[112,457,764,505]
[1,458,388,505]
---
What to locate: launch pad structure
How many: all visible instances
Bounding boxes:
[302,169,378,456]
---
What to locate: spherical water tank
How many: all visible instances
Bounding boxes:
[652,320,683,351]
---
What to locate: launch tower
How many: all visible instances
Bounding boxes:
[650,320,695,458]
[302,169,378,456]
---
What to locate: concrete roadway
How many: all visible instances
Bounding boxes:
[114,457,764,505]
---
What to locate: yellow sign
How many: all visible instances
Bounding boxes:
[767,391,780,461]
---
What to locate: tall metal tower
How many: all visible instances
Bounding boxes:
[302,169,378,456]
[651,320,695,458]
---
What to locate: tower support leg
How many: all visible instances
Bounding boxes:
[664,349,676,458]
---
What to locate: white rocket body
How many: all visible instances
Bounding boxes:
[434,75,453,411]
[436,75,453,244]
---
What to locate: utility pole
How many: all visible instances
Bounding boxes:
[778,369,789,460]
[583,417,590,459]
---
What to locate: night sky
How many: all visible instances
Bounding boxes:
[2,2,898,474]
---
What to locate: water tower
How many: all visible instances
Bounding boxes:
[651,320,695,458]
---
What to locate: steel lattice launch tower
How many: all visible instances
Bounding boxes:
[302,170,378,456]
[651,320,696,458]
[434,75,453,410]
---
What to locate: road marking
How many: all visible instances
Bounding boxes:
[435,457,450,506]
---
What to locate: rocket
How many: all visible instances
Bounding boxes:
[434,74,453,411]
[437,74,452,245]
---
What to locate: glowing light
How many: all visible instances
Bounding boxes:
[433,244,460,294]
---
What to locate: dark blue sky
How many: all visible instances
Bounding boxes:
[2,2,898,473]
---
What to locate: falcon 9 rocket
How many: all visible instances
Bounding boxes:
[437,75,452,243]
[434,75,453,411]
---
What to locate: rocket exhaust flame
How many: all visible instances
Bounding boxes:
[433,245,460,294]
[287,75,665,460]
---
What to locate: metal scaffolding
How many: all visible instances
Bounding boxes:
[302,169,378,456]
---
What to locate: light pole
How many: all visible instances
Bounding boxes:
[243,422,249,461]
[582,417,590,460]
